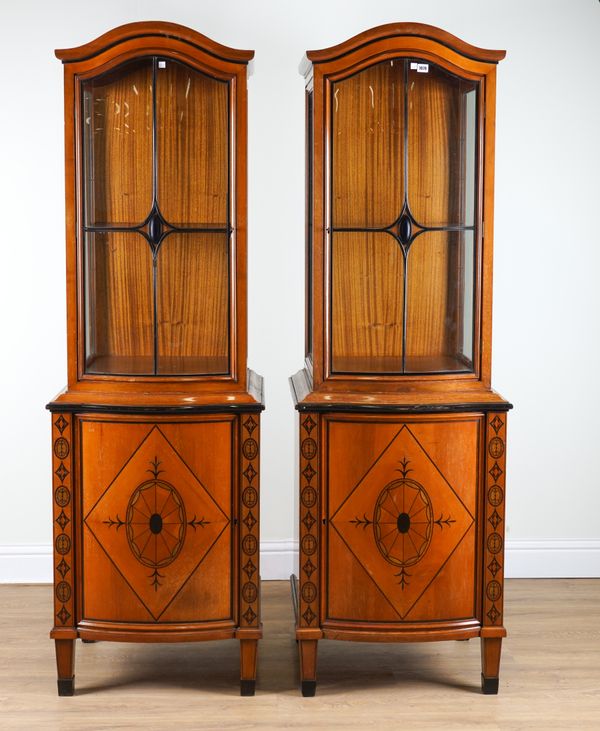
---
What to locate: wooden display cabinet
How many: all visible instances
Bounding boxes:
[47,23,263,696]
[290,24,511,696]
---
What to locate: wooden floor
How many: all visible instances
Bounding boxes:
[1,580,599,730]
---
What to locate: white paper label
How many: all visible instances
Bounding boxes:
[158,60,166,69]
[410,62,429,73]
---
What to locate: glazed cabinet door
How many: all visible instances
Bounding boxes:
[81,58,231,378]
[328,60,479,378]
[324,414,482,624]
[79,416,234,625]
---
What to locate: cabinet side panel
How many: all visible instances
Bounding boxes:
[483,413,507,628]
[239,415,260,628]
[51,414,75,630]
[298,414,320,628]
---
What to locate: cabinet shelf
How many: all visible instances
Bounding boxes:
[85,354,230,376]
[331,354,472,376]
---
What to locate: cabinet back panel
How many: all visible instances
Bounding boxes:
[85,232,154,372]
[332,61,404,228]
[156,61,228,227]
[332,232,404,371]
[157,234,229,373]
[82,59,153,227]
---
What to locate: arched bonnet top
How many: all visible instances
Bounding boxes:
[55,21,254,69]
[300,22,505,76]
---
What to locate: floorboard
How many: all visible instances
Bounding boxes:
[0,579,598,729]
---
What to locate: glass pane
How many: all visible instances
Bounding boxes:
[306,90,314,361]
[331,233,404,373]
[85,232,154,374]
[405,231,474,372]
[332,60,404,228]
[82,59,153,226]
[157,234,229,374]
[156,59,228,227]
[408,62,477,227]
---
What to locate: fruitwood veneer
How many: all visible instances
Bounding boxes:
[48,22,262,696]
[292,23,511,696]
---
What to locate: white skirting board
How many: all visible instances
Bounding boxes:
[1,540,599,583]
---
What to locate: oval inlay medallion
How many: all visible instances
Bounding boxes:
[126,478,186,568]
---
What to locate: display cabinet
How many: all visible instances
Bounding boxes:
[48,23,263,696]
[290,23,511,695]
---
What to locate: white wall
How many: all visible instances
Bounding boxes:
[1,0,599,581]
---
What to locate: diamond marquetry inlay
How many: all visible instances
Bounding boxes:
[84,426,229,620]
[331,425,474,619]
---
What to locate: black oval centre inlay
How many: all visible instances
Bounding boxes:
[397,512,411,534]
[149,513,163,534]
[148,213,163,245]
[398,215,412,245]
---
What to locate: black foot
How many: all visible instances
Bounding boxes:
[57,678,74,696]
[240,679,255,696]
[481,674,499,695]
[81,639,97,644]
[301,680,316,697]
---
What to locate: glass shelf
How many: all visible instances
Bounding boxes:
[85,354,230,376]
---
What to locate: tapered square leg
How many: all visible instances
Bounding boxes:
[481,637,502,694]
[55,639,75,696]
[240,639,258,696]
[299,639,318,696]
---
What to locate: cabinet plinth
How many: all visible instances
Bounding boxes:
[291,23,510,695]
[48,22,262,695]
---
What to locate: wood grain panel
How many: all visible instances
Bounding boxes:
[326,416,477,622]
[332,233,403,371]
[81,533,154,622]
[404,523,476,622]
[160,527,232,622]
[79,421,153,514]
[326,525,401,622]
[407,418,480,514]
[85,232,153,372]
[407,64,476,227]
[156,233,229,373]
[405,232,448,359]
[82,59,153,226]
[156,60,228,226]
[332,60,404,228]
[405,230,474,369]
[81,419,232,624]
[158,420,234,517]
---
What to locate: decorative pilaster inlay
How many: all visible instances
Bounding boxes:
[483,413,507,626]
[52,414,74,627]
[240,415,260,627]
[299,414,319,627]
